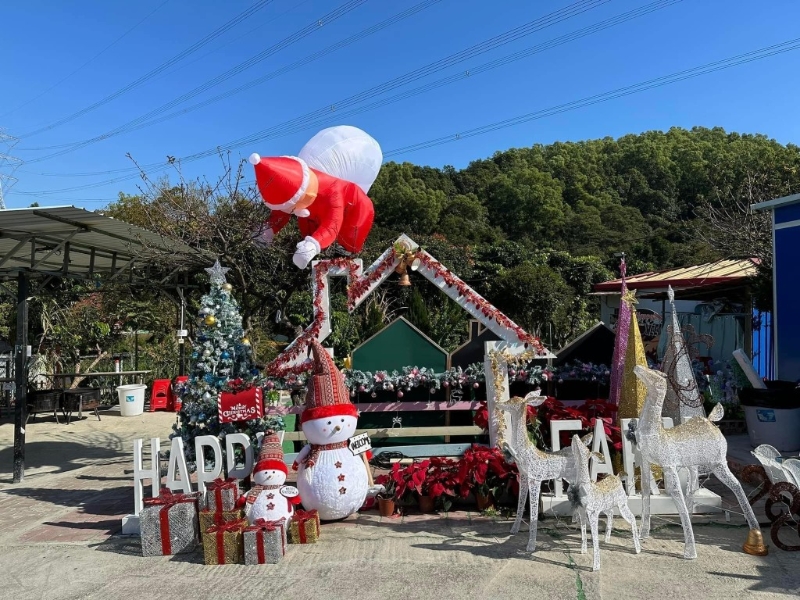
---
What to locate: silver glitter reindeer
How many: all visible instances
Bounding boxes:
[498,392,591,552]
[632,365,767,558]
[569,434,640,571]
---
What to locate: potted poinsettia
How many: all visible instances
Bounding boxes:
[373,473,398,517]
[457,444,515,510]
[420,457,459,512]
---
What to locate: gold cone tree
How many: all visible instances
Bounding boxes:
[618,293,647,423]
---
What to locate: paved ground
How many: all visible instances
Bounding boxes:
[0,410,798,600]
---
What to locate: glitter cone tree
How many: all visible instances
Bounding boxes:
[172,260,283,467]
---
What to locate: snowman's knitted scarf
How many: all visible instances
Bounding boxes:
[303,440,349,468]
[245,483,282,505]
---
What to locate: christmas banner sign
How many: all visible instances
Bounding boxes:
[218,387,263,424]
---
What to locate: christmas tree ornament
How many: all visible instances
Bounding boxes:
[221,283,233,292]
[205,260,230,286]
[633,365,767,559]
[200,307,212,315]
[205,315,217,326]
[242,338,251,346]
[294,340,369,521]
[250,125,382,269]
[242,432,300,526]
[569,434,640,571]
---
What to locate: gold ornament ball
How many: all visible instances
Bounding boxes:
[204,315,217,326]
[221,283,233,292]
[241,337,251,346]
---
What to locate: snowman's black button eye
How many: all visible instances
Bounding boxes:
[327,421,331,425]
[341,418,345,422]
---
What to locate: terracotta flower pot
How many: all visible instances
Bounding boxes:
[418,495,436,513]
[377,497,395,517]
[476,492,495,511]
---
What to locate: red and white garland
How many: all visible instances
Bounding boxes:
[266,237,547,377]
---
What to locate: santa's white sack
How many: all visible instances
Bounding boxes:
[293,340,368,520]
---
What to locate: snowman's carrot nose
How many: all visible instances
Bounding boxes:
[333,425,342,433]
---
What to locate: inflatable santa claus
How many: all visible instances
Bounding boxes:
[249,125,382,269]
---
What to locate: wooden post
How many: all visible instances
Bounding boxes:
[13,272,29,484]
[361,453,374,487]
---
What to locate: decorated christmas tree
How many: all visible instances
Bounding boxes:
[171,260,284,467]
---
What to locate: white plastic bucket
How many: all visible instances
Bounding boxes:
[743,405,800,452]
[117,383,147,417]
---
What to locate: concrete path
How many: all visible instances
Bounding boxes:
[0,411,798,600]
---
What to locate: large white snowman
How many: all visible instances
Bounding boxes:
[294,340,368,521]
[243,431,300,526]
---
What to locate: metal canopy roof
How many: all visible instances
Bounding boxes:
[0,206,208,283]
[592,258,759,296]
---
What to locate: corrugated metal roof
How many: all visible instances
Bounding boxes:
[593,258,759,294]
[0,205,207,280]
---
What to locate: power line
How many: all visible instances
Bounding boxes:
[13,35,800,199]
[21,0,372,160]
[383,36,800,157]
[18,0,609,178]
[0,0,172,119]
[16,0,276,138]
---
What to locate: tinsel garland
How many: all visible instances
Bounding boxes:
[261,360,611,396]
[267,245,554,376]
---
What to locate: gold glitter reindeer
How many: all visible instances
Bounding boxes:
[632,365,768,558]
[497,392,591,552]
[569,434,640,571]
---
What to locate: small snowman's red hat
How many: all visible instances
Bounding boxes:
[249,153,312,217]
[253,431,287,475]
[301,339,358,424]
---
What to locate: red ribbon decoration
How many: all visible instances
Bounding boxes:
[207,477,239,511]
[143,488,199,555]
[292,509,319,543]
[207,520,245,564]
[246,519,285,563]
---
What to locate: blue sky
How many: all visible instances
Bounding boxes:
[1,0,799,209]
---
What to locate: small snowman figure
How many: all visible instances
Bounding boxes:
[294,340,368,520]
[242,431,300,526]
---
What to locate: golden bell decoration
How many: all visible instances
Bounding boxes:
[221,283,233,292]
[394,245,419,288]
[241,337,251,346]
[204,315,217,326]
[742,529,769,556]
[343,355,352,369]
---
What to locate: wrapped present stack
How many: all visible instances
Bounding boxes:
[243,519,287,565]
[203,520,247,565]
[140,488,201,557]
[289,509,320,544]
[200,477,247,564]
[199,477,244,532]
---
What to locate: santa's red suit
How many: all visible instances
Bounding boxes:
[262,167,374,256]
[249,126,382,269]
